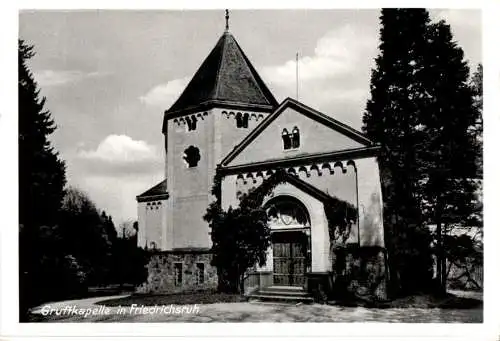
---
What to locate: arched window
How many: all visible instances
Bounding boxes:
[236,112,243,128]
[292,126,300,148]
[282,128,291,150]
[265,196,311,227]
[183,146,200,167]
[185,115,197,131]
[242,113,249,128]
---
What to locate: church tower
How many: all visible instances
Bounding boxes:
[161,12,278,251]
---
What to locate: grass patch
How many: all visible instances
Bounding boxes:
[330,292,482,309]
[96,290,246,306]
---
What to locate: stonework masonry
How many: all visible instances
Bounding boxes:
[332,246,387,300]
[137,252,218,294]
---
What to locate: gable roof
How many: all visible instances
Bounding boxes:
[136,179,169,202]
[241,170,344,206]
[220,97,374,166]
[164,31,278,120]
[273,172,337,204]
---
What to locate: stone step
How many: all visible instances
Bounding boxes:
[246,293,314,303]
[265,286,305,291]
[246,285,313,303]
[257,289,310,297]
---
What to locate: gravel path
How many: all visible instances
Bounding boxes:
[29,294,482,323]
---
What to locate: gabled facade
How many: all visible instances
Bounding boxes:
[136,20,387,299]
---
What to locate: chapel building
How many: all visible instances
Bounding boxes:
[136,16,387,299]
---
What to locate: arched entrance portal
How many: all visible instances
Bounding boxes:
[265,196,311,287]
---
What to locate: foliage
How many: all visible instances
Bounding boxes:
[362,9,481,294]
[470,63,483,176]
[362,9,435,294]
[445,233,483,290]
[206,168,358,293]
[18,39,68,320]
[18,40,67,229]
[59,187,117,286]
[417,20,481,292]
[18,40,149,319]
[60,189,148,287]
[325,199,357,247]
[204,201,269,293]
[111,236,150,287]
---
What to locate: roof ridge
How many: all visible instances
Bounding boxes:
[220,98,373,166]
[230,35,274,105]
[213,32,229,100]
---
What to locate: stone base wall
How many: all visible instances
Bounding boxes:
[137,251,218,294]
[331,245,387,300]
[306,272,332,302]
[243,271,273,294]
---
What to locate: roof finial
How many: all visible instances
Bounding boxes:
[225,9,229,31]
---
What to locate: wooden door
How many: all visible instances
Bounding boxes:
[272,232,306,286]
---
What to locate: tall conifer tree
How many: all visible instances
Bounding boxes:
[18,39,67,319]
[363,9,434,294]
[363,10,481,294]
[419,21,480,291]
[19,39,66,229]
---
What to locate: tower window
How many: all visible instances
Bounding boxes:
[236,112,242,128]
[242,113,249,128]
[282,128,291,150]
[186,115,197,131]
[235,112,249,128]
[183,146,200,168]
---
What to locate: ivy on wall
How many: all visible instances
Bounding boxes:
[239,168,357,246]
[211,167,358,254]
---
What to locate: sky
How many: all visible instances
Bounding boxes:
[18,9,482,225]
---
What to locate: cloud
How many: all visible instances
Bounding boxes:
[70,135,165,223]
[262,25,375,88]
[140,77,190,108]
[78,134,159,163]
[433,9,481,29]
[260,24,378,129]
[76,134,163,178]
[33,70,105,87]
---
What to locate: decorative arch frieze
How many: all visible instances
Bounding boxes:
[346,160,357,173]
[321,163,333,175]
[173,112,207,128]
[334,161,346,174]
[309,164,322,177]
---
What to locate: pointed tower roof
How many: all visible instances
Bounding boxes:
[164,30,278,121]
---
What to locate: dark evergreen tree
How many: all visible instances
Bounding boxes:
[19,40,66,229]
[470,63,483,176]
[19,40,68,320]
[363,10,481,294]
[419,21,481,292]
[362,9,434,294]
